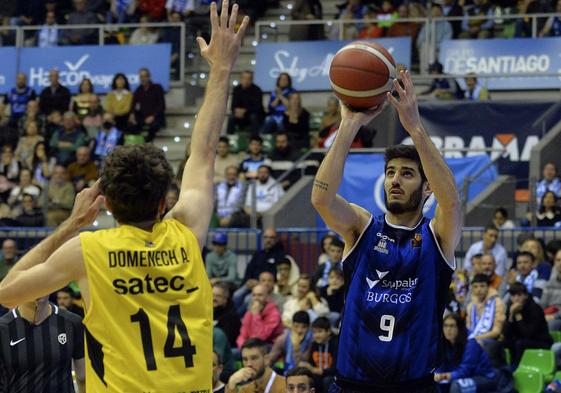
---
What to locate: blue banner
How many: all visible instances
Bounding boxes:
[439,37,561,90]
[0,48,18,94]
[331,153,497,222]
[19,44,171,94]
[255,38,411,91]
[393,101,561,188]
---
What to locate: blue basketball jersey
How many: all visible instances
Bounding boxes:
[336,214,454,387]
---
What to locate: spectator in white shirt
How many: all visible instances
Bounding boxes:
[464,224,508,276]
[215,165,245,227]
[244,165,284,218]
[536,162,561,207]
[37,11,59,48]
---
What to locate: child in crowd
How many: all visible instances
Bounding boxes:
[300,317,338,393]
[320,268,344,326]
[314,237,344,289]
[270,311,313,374]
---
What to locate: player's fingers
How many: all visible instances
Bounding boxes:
[209,2,219,31]
[228,3,238,30]
[392,79,406,99]
[236,15,250,38]
[386,91,399,108]
[220,0,229,28]
[196,36,208,52]
[403,70,414,92]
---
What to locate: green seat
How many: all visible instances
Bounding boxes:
[514,369,545,393]
[124,134,145,145]
[504,348,512,366]
[261,134,273,153]
[550,331,561,343]
[229,133,249,153]
[518,349,556,383]
[554,370,561,381]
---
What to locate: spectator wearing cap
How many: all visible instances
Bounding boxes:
[275,256,301,298]
[503,282,552,366]
[205,232,238,285]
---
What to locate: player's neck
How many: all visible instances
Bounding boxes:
[18,303,52,325]
[385,211,423,229]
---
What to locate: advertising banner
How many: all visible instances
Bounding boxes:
[0,48,18,94]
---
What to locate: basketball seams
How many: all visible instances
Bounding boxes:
[335,43,396,79]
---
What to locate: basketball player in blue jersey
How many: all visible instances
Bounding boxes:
[311,70,462,393]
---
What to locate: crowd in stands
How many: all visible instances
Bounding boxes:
[0,67,167,227]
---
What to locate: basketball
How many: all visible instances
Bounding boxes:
[329,41,397,110]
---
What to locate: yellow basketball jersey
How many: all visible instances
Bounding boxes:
[80,219,212,393]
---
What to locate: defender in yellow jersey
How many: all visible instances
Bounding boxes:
[0,2,249,392]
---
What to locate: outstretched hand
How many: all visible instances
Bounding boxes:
[339,101,386,129]
[386,70,423,134]
[197,0,250,70]
[69,179,105,229]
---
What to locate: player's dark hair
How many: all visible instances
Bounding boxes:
[508,282,528,295]
[311,316,331,331]
[471,274,490,285]
[384,145,427,182]
[218,136,230,144]
[517,251,535,262]
[241,337,269,354]
[100,144,173,224]
[111,73,130,90]
[442,313,467,365]
[285,366,314,385]
[330,237,344,249]
[293,310,311,326]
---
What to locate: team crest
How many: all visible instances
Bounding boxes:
[412,233,422,248]
[58,333,67,345]
[374,238,389,254]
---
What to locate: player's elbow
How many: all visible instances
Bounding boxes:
[310,192,330,210]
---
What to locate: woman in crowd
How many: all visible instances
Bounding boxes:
[104,73,133,132]
[536,191,561,227]
[28,142,55,188]
[263,72,295,134]
[435,313,499,393]
[15,120,44,166]
[71,78,96,120]
[282,92,310,149]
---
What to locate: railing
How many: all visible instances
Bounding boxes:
[0,22,186,84]
[255,12,561,76]
[2,226,559,274]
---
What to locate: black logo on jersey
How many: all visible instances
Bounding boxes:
[412,233,422,248]
[113,274,199,295]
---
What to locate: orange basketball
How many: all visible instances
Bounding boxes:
[329,41,397,110]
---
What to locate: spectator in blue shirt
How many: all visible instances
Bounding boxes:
[93,113,122,167]
[536,162,561,207]
[435,313,499,393]
[4,73,36,127]
[263,73,295,134]
[239,136,270,180]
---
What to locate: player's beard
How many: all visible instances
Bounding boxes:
[384,185,423,214]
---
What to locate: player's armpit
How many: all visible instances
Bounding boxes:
[315,196,371,251]
[431,203,462,267]
[0,236,84,308]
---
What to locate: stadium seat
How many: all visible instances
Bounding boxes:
[229,133,249,153]
[554,371,561,381]
[518,349,556,383]
[550,331,561,343]
[124,134,145,145]
[514,369,545,393]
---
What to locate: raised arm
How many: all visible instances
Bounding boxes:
[0,182,103,307]
[311,104,384,249]
[387,70,462,263]
[169,0,249,249]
